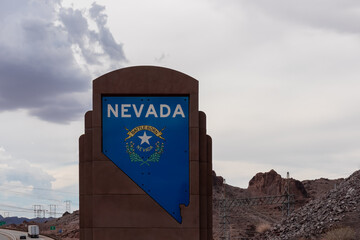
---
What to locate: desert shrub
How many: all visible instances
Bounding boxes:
[255,222,271,233]
[323,226,356,240]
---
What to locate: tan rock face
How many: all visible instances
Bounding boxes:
[248,169,283,196]
[247,169,308,203]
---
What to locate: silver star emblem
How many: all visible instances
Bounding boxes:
[138,131,152,145]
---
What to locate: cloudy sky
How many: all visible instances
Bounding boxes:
[1,0,360,218]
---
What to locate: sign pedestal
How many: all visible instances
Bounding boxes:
[79,66,212,240]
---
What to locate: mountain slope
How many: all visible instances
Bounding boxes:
[5,169,355,240]
[261,170,360,239]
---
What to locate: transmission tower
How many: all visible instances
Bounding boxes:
[282,172,293,216]
[49,204,57,218]
[214,172,295,239]
[33,205,45,218]
[3,212,9,218]
[64,200,71,213]
[219,178,230,240]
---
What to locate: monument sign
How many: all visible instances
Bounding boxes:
[79,66,212,240]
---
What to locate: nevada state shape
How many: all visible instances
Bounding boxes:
[102,96,189,223]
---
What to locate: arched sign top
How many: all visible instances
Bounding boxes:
[93,66,198,95]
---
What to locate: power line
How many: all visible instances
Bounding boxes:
[0,201,78,217]
[0,188,64,203]
[0,184,79,218]
[0,204,33,212]
[0,208,66,216]
[0,209,34,214]
[0,184,80,207]
[0,184,78,195]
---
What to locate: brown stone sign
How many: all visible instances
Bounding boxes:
[79,66,212,240]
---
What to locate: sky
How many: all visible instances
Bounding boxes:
[1,0,360,218]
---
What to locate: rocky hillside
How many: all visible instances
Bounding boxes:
[39,211,80,240]
[302,177,343,201]
[5,211,79,240]
[212,169,312,239]
[261,170,360,240]
[6,169,356,240]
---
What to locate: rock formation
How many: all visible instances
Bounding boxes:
[261,170,360,239]
[7,169,359,240]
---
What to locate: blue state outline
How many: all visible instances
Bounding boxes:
[101,96,190,223]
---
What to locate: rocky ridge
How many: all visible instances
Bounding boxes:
[4,169,356,240]
[7,211,80,240]
[261,170,360,239]
[212,170,311,239]
[39,211,80,240]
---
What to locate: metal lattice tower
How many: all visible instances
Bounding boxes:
[282,172,293,216]
[65,200,71,213]
[49,204,57,218]
[33,205,45,218]
[214,172,295,240]
[219,179,230,240]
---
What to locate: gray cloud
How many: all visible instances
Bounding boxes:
[89,2,127,62]
[59,8,99,64]
[0,1,127,123]
[6,165,55,190]
[0,147,55,190]
[243,0,360,33]
[0,147,60,211]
